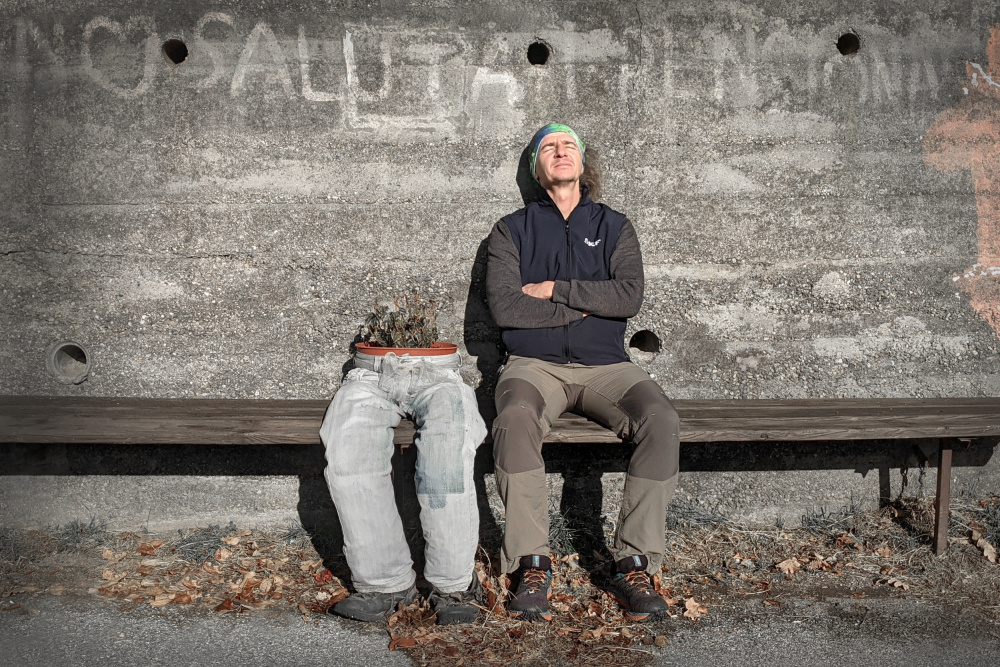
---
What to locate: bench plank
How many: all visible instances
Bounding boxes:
[2,395,999,445]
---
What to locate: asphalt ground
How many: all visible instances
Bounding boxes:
[2,590,999,667]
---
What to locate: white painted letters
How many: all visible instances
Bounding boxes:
[230,23,294,98]
[194,12,234,90]
[81,16,158,99]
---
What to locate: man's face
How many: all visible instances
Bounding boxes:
[535,132,583,188]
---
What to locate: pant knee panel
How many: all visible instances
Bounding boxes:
[617,380,680,481]
[492,378,547,474]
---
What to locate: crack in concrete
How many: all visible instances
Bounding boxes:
[633,0,644,70]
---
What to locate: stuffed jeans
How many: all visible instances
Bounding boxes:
[319,350,487,594]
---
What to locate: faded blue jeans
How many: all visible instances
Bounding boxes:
[319,350,487,594]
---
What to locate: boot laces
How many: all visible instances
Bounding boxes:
[520,568,548,593]
[624,570,655,593]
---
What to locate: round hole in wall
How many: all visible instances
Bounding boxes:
[162,39,188,64]
[629,330,661,353]
[527,42,550,65]
[46,340,91,385]
[836,33,860,56]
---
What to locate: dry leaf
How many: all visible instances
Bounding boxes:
[683,597,707,620]
[315,569,333,584]
[221,537,241,546]
[101,549,115,560]
[181,578,199,590]
[389,637,416,651]
[776,558,801,576]
[173,593,192,605]
[215,548,231,562]
[150,593,174,607]
[654,635,669,647]
[878,577,910,591]
[580,627,610,641]
[150,540,164,548]
[102,569,115,581]
[972,532,998,563]
[315,591,330,602]
[203,562,219,575]
[258,578,273,596]
[876,547,892,558]
[214,598,234,612]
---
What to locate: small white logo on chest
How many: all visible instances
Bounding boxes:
[584,238,601,247]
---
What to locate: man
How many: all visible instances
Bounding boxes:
[319,346,487,624]
[486,123,680,622]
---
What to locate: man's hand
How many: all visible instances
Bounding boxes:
[522,281,555,300]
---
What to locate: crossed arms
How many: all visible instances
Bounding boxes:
[485,218,645,329]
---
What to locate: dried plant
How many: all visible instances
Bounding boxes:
[361,293,439,348]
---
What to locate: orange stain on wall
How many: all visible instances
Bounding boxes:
[924,28,1000,335]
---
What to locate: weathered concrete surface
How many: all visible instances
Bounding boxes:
[3,1,1000,530]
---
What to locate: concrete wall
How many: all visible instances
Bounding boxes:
[3,0,1000,531]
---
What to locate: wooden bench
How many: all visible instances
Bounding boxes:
[3,395,999,554]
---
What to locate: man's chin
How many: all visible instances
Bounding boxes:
[542,175,581,188]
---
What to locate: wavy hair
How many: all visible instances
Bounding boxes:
[580,147,602,201]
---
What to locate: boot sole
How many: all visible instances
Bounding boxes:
[329,607,394,623]
[508,609,553,622]
[610,593,670,623]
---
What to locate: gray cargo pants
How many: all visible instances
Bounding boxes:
[492,355,680,575]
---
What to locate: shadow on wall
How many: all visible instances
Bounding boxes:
[924,26,1000,337]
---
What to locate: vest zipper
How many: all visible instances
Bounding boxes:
[564,219,572,363]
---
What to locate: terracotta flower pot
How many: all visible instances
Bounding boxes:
[355,341,458,357]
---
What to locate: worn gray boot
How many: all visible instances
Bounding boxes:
[330,583,418,622]
[428,575,482,625]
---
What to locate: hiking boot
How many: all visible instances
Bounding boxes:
[607,555,670,622]
[429,575,483,625]
[329,583,418,622]
[508,555,553,622]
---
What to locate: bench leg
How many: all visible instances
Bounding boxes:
[878,465,891,508]
[933,439,953,555]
